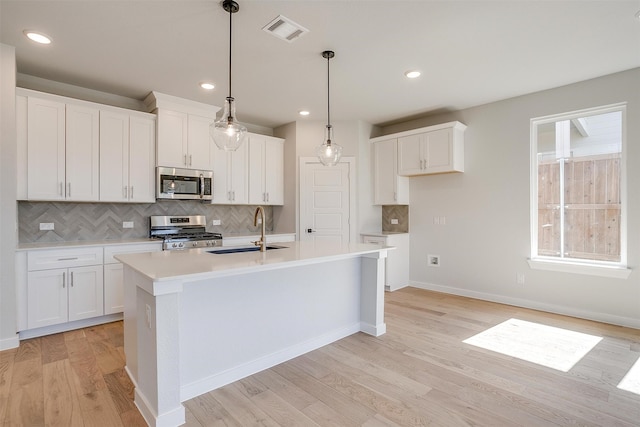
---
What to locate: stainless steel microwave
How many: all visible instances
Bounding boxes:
[157,167,213,200]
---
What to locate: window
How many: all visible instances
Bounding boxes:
[530,104,628,276]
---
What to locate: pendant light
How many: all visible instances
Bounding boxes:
[316,50,343,166]
[210,0,247,151]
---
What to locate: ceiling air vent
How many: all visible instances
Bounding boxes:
[262,15,309,43]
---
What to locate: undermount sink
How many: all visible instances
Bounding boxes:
[208,245,287,254]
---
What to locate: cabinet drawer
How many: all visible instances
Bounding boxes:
[27,246,103,271]
[362,236,387,245]
[103,242,162,264]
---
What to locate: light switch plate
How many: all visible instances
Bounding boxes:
[123,221,134,229]
[39,223,54,231]
[212,219,221,226]
[390,218,399,225]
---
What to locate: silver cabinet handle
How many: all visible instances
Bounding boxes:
[67,182,71,197]
[70,271,74,287]
[189,155,193,167]
[394,192,397,201]
[58,257,78,261]
[130,186,134,199]
[123,186,128,199]
[184,154,187,166]
[60,182,63,196]
[62,272,66,288]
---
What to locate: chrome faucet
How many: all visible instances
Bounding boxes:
[253,206,266,252]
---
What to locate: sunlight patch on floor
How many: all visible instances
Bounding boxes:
[618,356,640,395]
[463,318,602,372]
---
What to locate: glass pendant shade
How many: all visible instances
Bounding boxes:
[211,96,247,151]
[316,124,343,166]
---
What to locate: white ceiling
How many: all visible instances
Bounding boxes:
[1,0,639,129]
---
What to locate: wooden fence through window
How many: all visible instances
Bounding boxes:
[538,153,621,262]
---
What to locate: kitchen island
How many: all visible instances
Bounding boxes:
[116,240,389,427]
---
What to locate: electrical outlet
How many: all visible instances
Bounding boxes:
[390,218,399,225]
[257,218,262,224]
[39,222,54,231]
[517,273,525,285]
[433,216,440,225]
[212,219,221,226]
[122,221,134,229]
[440,216,446,225]
[428,254,440,267]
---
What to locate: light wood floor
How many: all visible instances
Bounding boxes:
[2,288,639,426]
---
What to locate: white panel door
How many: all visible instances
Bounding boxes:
[157,109,188,168]
[65,103,100,201]
[424,128,453,172]
[300,160,351,244]
[27,268,68,329]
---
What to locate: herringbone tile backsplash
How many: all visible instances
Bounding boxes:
[18,201,273,243]
[382,205,409,233]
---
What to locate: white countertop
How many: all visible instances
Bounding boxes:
[17,238,161,251]
[116,240,389,283]
[360,231,409,237]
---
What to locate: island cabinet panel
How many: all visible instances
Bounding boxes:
[372,138,409,205]
[248,134,284,205]
[118,241,388,427]
[396,121,466,176]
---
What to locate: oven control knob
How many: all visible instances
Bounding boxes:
[171,243,177,248]
[178,242,184,248]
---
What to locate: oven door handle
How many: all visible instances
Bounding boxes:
[199,174,204,199]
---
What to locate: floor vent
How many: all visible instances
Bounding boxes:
[262,15,309,43]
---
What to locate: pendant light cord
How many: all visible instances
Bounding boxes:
[326,54,331,129]
[228,6,232,101]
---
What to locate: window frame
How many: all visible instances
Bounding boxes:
[529,103,630,279]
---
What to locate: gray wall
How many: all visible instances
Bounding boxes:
[381,68,640,328]
[0,44,17,349]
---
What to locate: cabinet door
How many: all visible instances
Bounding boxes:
[374,139,397,205]
[27,268,68,329]
[129,115,156,202]
[423,128,453,173]
[397,134,423,176]
[104,263,124,315]
[68,265,104,321]
[99,110,130,202]
[229,142,248,204]
[264,137,284,205]
[65,104,100,201]
[248,135,266,204]
[187,114,214,170]
[211,149,230,203]
[27,97,65,200]
[157,109,188,168]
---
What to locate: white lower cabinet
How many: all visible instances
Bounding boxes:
[27,248,104,329]
[361,233,410,292]
[103,242,161,315]
[20,242,161,336]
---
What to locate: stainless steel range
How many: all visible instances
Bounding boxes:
[150,215,222,250]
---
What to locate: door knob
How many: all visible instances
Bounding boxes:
[307,228,316,233]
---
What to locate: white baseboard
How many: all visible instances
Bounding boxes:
[410,281,640,330]
[18,313,123,340]
[0,334,19,351]
[135,388,185,427]
[180,323,361,402]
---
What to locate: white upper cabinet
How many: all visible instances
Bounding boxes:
[396,121,466,176]
[18,88,157,203]
[248,134,284,205]
[371,138,408,205]
[100,110,156,202]
[212,141,248,204]
[25,95,99,201]
[146,91,219,171]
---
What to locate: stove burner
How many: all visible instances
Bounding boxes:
[149,215,222,250]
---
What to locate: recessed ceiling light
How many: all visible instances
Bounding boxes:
[200,82,215,90]
[404,70,421,79]
[299,110,310,116]
[23,30,52,44]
